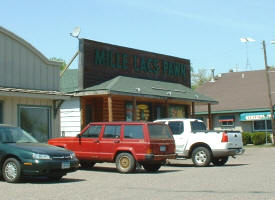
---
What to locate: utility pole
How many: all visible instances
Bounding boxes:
[262,40,275,144]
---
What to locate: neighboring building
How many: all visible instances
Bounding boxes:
[0,26,70,142]
[60,39,217,136]
[195,70,275,133]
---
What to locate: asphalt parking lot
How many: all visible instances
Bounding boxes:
[1,147,275,200]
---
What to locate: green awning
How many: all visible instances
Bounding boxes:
[73,76,218,104]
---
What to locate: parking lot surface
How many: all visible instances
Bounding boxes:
[1,147,275,200]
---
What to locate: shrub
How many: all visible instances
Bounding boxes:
[242,132,252,145]
[251,132,269,145]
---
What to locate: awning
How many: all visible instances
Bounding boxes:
[219,115,234,122]
[240,111,275,121]
[73,76,218,105]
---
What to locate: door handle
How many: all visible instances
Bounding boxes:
[114,140,120,143]
[94,140,100,143]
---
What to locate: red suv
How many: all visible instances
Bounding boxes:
[48,122,175,173]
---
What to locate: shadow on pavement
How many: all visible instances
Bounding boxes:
[165,163,248,168]
[81,166,182,174]
[19,176,86,184]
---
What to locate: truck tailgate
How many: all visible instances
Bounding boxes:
[227,131,243,148]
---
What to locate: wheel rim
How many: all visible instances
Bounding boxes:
[195,150,207,164]
[119,156,130,169]
[5,162,17,180]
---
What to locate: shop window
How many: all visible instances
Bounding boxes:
[137,104,150,121]
[253,120,271,131]
[18,105,50,142]
[126,103,133,121]
[219,115,235,127]
[221,121,234,126]
[124,125,144,139]
[169,105,185,118]
[0,101,3,123]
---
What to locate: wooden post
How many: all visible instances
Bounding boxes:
[165,99,169,118]
[133,97,137,121]
[263,41,275,144]
[108,95,113,122]
[191,102,195,118]
[208,103,213,130]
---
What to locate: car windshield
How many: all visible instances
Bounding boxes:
[0,126,38,143]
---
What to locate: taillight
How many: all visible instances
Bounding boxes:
[221,132,228,142]
[147,147,152,154]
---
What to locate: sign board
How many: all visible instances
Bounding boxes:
[79,39,191,89]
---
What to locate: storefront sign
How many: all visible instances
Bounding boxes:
[240,111,275,121]
[94,49,186,78]
[81,39,191,89]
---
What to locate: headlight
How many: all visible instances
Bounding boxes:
[32,153,51,160]
[70,152,76,159]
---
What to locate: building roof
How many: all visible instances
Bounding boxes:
[0,26,61,67]
[0,86,71,100]
[73,75,217,104]
[195,70,275,114]
[60,69,79,93]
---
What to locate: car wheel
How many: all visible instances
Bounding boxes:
[115,153,136,173]
[2,158,22,183]
[143,163,162,172]
[80,161,95,169]
[212,156,228,166]
[191,146,212,167]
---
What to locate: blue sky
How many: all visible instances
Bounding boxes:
[1,0,275,75]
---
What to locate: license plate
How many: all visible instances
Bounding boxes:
[62,162,70,169]
[160,146,166,152]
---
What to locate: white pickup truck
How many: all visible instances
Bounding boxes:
[154,118,244,167]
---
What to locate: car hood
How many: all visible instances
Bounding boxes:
[7,143,72,156]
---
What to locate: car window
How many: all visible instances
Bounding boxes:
[191,121,207,131]
[82,125,102,138]
[124,125,144,139]
[103,125,121,138]
[148,124,173,139]
[168,121,184,135]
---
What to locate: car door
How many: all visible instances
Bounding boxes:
[73,125,102,160]
[98,125,121,161]
[167,121,188,154]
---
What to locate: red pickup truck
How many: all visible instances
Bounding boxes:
[48,122,176,173]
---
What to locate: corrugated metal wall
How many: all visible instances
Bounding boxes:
[0,28,60,91]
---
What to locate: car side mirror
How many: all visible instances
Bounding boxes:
[77,134,81,143]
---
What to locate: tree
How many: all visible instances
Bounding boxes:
[49,57,66,71]
[191,68,211,90]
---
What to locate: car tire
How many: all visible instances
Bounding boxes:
[191,146,212,167]
[212,156,229,166]
[2,158,22,183]
[80,161,96,169]
[115,153,136,173]
[143,163,162,172]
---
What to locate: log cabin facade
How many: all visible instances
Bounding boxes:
[60,39,217,136]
